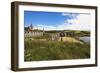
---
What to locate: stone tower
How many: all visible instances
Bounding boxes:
[29,24,33,30]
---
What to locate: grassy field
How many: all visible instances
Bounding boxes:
[24,37,90,61]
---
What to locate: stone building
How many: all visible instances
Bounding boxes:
[60,31,74,37]
[24,24,44,37]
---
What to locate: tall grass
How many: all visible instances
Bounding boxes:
[24,38,90,61]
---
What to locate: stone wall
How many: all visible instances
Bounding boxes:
[25,32,43,37]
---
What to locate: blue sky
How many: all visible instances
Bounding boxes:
[24,11,91,31]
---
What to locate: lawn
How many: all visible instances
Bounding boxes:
[24,37,90,61]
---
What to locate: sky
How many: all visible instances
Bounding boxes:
[24,11,91,31]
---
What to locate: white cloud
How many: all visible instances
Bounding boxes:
[61,13,91,30]
[62,12,71,16]
[65,14,91,30]
[34,24,56,30]
[24,24,30,27]
[37,24,44,27]
[62,12,78,19]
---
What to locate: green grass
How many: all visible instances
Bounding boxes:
[33,33,50,39]
[24,38,90,61]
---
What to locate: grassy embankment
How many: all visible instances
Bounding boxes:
[24,36,90,61]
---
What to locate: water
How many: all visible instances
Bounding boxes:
[78,36,90,43]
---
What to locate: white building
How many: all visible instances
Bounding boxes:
[25,24,44,37]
